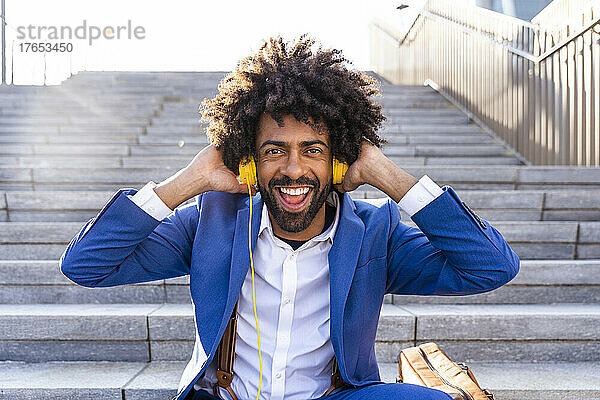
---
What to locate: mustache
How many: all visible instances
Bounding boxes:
[268,175,320,190]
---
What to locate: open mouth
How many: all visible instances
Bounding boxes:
[275,186,312,211]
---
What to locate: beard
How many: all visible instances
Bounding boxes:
[258,174,332,233]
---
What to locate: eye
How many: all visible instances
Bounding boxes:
[266,148,283,155]
[306,148,322,154]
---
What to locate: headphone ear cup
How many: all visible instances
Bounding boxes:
[239,157,257,186]
[332,158,349,185]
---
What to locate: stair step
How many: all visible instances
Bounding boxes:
[0,144,131,156]
[377,303,600,363]
[377,101,454,109]
[383,125,485,134]
[383,134,497,144]
[0,97,160,106]
[0,143,514,157]
[0,126,144,135]
[143,124,486,135]
[0,134,498,146]
[0,117,150,126]
[1,360,596,399]
[0,108,154,117]
[422,157,521,165]
[0,303,598,362]
[382,108,468,116]
[0,260,598,304]
[0,361,152,400]
[0,155,522,168]
[150,115,470,126]
[0,134,140,144]
[383,116,471,125]
[383,145,514,157]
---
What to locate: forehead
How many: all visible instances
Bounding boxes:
[256,113,329,146]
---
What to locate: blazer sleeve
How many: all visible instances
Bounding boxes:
[59,188,200,288]
[385,186,520,296]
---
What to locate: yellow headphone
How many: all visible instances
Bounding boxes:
[238,156,349,186]
[237,155,348,400]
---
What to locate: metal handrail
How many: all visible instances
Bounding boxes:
[369,0,600,166]
[532,0,594,28]
[371,23,402,46]
[416,9,600,63]
[373,3,600,63]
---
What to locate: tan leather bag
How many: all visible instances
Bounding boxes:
[397,342,494,400]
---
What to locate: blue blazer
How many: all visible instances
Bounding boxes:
[60,185,519,399]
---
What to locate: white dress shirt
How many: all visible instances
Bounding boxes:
[127,175,443,400]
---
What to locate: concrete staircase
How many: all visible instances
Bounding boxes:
[0,71,599,399]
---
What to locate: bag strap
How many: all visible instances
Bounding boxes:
[213,299,348,399]
[213,300,239,400]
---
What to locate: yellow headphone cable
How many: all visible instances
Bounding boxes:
[247,182,263,400]
[239,155,347,399]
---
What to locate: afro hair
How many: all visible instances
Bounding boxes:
[199,33,387,174]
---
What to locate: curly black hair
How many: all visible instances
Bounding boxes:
[199,33,387,174]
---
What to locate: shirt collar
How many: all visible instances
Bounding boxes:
[258,190,341,245]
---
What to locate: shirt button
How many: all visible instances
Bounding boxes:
[283,297,291,304]
[276,372,283,379]
[418,195,426,202]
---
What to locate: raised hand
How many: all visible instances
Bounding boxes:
[154,145,254,210]
[334,141,418,203]
[185,145,252,195]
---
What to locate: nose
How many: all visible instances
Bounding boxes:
[280,151,306,181]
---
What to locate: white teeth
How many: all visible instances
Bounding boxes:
[280,187,310,196]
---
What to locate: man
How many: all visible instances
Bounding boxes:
[60,35,519,400]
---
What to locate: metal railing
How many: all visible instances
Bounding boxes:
[532,0,594,31]
[370,0,600,166]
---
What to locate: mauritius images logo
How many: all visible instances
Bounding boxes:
[16,20,146,46]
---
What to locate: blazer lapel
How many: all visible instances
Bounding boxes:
[328,192,365,380]
[221,194,263,342]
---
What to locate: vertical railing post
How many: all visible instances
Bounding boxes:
[593,26,600,166]
[568,40,576,164]
[1,0,6,85]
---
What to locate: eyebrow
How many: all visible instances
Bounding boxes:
[258,139,329,150]
[300,140,329,148]
[259,140,286,150]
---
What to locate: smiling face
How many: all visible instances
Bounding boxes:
[255,112,333,240]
